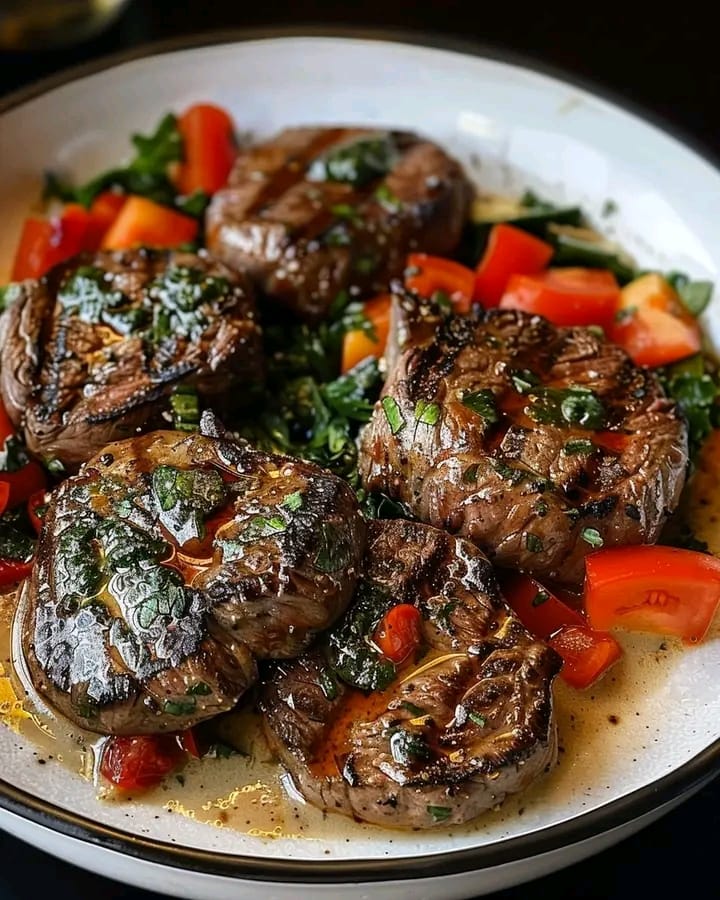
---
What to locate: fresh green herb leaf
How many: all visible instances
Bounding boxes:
[414,399,441,426]
[151,465,227,546]
[330,202,360,221]
[666,272,714,317]
[427,805,452,823]
[510,369,540,394]
[526,387,606,430]
[327,580,396,691]
[461,389,499,423]
[374,183,402,212]
[525,533,543,553]
[148,265,230,342]
[283,491,303,512]
[382,396,406,435]
[658,355,720,455]
[401,701,426,717]
[307,133,398,187]
[164,699,196,716]
[581,526,604,548]
[534,498,549,517]
[354,253,379,275]
[532,590,550,607]
[0,518,36,562]
[563,439,595,455]
[361,492,412,520]
[468,712,486,727]
[318,668,339,701]
[462,464,480,484]
[170,386,200,432]
[390,730,431,765]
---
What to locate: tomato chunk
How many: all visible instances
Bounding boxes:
[341,294,391,373]
[499,572,586,638]
[101,196,198,250]
[0,558,33,587]
[499,267,620,330]
[373,604,423,664]
[584,545,720,644]
[0,400,47,508]
[500,572,622,689]
[100,735,186,791]
[548,625,622,689]
[610,274,701,367]
[405,253,475,313]
[176,103,237,196]
[474,224,553,307]
[11,207,92,281]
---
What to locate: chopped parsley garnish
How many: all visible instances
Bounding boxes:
[170,386,200,432]
[461,389,499,423]
[151,465,227,546]
[382,396,406,435]
[525,533,543,553]
[186,682,211,696]
[307,133,398,187]
[330,202,360,222]
[401,701,426,717]
[658,354,720,455]
[581,526,604,548]
[163,699,196,716]
[468,712,487,727]
[283,491,304,511]
[462,464,480,484]
[318,668,339,701]
[390,730,431,766]
[58,265,149,335]
[414,399,441,426]
[427,805,452,823]
[374,183,402,212]
[0,516,36,563]
[666,272,714,317]
[361,492,412,520]
[563,439,595,455]
[532,590,550,607]
[510,369,540,394]
[148,265,230,342]
[526,386,606,430]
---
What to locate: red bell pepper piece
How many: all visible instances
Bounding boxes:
[474,224,554,307]
[175,103,237,196]
[99,734,186,791]
[341,293,392,373]
[499,267,620,330]
[0,401,47,508]
[101,196,198,250]
[405,253,476,313]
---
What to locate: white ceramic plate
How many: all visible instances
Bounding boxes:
[1,30,720,900]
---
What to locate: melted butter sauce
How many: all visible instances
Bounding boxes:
[1,436,719,842]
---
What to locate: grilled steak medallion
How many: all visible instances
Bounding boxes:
[206,127,472,321]
[261,519,561,829]
[0,248,262,471]
[359,295,689,585]
[22,418,365,734]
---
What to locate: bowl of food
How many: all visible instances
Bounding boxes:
[1,30,719,900]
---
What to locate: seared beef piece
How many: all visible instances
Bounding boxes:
[206,127,472,321]
[22,417,366,735]
[0,248,262,471]
[261,519,561,829]
[358,295,689,584]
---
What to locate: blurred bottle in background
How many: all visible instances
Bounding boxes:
[0,0,132,51]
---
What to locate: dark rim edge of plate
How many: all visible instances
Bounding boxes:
[1,23,719,885]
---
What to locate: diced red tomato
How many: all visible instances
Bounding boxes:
[500,572,622,689]
[341,293,391,373]
[0,558,33,587]
[180,729,202,759]
[87,191,127,245]
[11,206,91,281]
[610,274,701,367]
[0,400,47,508]
[99,734,186,791]
[548,624,623,689]
[499,267,620,330]
[474,224,554,307]
[405,253,476,313]
[373,604,423,664]
[101,196,198,250]
[176,103,237,196]
[27,489,50,535]
[584,545,720,644]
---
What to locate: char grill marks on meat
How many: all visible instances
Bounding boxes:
[359,295,689,585]
[22,416,365,734]
[0,248,263,471]
[261,519,561,829]
[206,127,472,321]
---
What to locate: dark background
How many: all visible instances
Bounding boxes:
[1,1,718,898]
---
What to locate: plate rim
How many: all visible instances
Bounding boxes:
[1,24,719,885]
